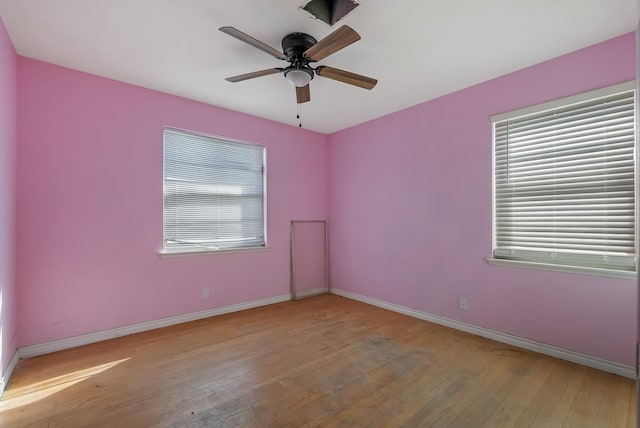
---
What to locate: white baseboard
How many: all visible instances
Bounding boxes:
[10,289,634,389]
[0,350,20,396]
[294,287,329,299]
[330,288,635,379]
[19,294,291,359]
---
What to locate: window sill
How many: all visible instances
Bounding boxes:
[485,258,636,280]
[159,246,270,258]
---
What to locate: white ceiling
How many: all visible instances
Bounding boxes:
[0,0,636,134]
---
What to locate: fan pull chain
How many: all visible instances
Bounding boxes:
[297,103,302,128]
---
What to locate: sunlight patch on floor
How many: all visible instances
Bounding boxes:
[0,358,129,411]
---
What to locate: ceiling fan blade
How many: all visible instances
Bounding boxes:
[225,68,283,83]
[296,85,311,104]
[303,25,361,62]
[219,26,286,60]
[315,66,377,90]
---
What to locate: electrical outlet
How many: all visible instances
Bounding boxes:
[202,288,210,299]
[459,297,468,311]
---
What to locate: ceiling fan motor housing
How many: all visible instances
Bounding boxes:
[282,32,317,65]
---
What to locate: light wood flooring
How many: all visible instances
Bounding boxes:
[0,294,636,427]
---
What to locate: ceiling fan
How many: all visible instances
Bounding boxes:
[219,25,377,104]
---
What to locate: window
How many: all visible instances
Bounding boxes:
[162,128,266,254]
[491,82,636,274]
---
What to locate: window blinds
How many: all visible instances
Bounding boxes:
[163,129,265,252]
[493,86,635,271]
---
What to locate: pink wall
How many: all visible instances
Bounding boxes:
[0,18,17,378]
[16,58,328,347]
[328,33,637,365]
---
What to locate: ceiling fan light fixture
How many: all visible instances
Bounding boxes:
[284,68,314,87]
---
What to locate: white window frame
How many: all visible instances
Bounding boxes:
[160,128,267,256]
[487,82,636,279]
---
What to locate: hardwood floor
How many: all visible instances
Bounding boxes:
[1,295,635,427]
